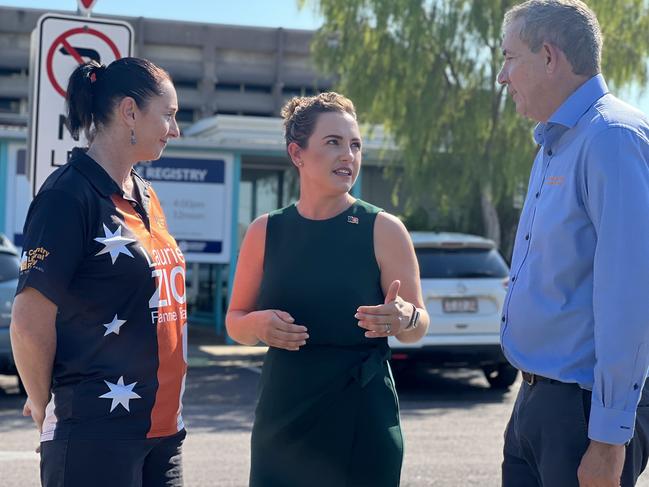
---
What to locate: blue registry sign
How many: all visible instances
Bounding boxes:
[135,154,233,264]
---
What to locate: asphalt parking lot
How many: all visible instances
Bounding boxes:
[2,344,649,487]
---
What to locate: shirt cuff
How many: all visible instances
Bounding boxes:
[588,401,636,445]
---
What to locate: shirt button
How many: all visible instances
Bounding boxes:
[501,316,506,322]
[535,192,540,198]
[525,234,530,240]
[547,150,553,156]
[511,276,516,282]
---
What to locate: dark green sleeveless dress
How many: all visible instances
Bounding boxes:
[250,199,404,487]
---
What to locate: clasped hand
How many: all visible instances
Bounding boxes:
[254,309,309,351]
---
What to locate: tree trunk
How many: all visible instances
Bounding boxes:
[480,183,501,248]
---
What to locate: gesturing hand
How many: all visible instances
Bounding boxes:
[254,309,309,351]
[355,280,412,338]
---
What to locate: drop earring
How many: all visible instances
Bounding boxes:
[130,129,137,145]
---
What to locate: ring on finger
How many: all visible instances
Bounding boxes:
[385,323,391,334]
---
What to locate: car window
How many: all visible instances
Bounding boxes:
[415,247,509,279]
[0,252,19,282]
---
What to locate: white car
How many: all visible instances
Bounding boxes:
[0,234,21,392]
[389,232,518,389]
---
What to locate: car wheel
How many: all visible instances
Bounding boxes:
[483,363,518,390]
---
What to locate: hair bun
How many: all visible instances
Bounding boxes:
[281,97,306,120]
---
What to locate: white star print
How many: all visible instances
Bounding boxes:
[103,315,127,336]
[99,376,141,413]
[94,224,136,264]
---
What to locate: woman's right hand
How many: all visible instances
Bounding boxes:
[23,397,45,433]
[253,310,309,351]
[23,397,45,453]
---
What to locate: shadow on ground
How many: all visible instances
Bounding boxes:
[1,352,516,435]
[393,364,516,420]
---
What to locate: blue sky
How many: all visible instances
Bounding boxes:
[1,0,324,30]
[3,0,648,112]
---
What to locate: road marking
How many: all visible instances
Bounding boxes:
[0,451,38,461]
[243,366,262,375]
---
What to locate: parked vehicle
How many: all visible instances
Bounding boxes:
[0,233,22,393]
[389,232,518,389]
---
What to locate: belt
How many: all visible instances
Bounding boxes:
[521,371,560,386]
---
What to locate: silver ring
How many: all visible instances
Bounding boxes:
[385,323,391,334]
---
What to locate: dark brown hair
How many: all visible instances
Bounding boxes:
[281,92,357,149]
[65,57,171,140]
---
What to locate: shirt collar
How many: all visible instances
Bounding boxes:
[533,74,609,145]
[69,148,151,204]
[131,167,151,214]
[69,148,121,197]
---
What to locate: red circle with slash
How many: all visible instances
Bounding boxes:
[46,26,122,98]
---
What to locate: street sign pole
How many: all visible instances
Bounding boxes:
[77,0,99,18]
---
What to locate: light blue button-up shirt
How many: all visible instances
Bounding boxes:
[501,74,649,444]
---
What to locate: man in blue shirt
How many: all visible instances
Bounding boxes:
[498,1,649,486]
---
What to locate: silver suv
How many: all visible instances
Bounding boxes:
[388,232,518,389]
[0,234,21,392]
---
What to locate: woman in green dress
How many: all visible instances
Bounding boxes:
[226,92,429,487]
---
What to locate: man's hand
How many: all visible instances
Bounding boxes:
[577,440,625,487]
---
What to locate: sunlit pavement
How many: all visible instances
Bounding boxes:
[2,345,649,486]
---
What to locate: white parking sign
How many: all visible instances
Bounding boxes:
[29,14,133,195]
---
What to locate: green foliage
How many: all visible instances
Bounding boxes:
[301,0,649,251]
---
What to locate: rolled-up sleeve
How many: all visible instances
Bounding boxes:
[585,127,649,444]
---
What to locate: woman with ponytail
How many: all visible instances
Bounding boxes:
[10,57,187,486]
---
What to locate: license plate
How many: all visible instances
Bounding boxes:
[442,297,478,313]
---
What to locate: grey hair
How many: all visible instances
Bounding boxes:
[503,0,602,76]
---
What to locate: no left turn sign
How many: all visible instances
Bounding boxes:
[46,26,122,97]
[28,14,133,196]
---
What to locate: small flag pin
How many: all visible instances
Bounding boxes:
[347,216,359,224]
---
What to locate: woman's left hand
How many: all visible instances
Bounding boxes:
[356,280,412,338]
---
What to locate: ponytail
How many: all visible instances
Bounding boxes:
[65,57,170,142]
[65,61,106,140]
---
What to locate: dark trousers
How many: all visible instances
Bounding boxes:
[40,429,186,487]
[502,380,649,487]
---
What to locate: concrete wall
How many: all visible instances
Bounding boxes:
[0,6,334,126]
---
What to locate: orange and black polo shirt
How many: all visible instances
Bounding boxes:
[17,148,187,441]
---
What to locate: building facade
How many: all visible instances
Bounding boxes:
[0,6,403,337]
